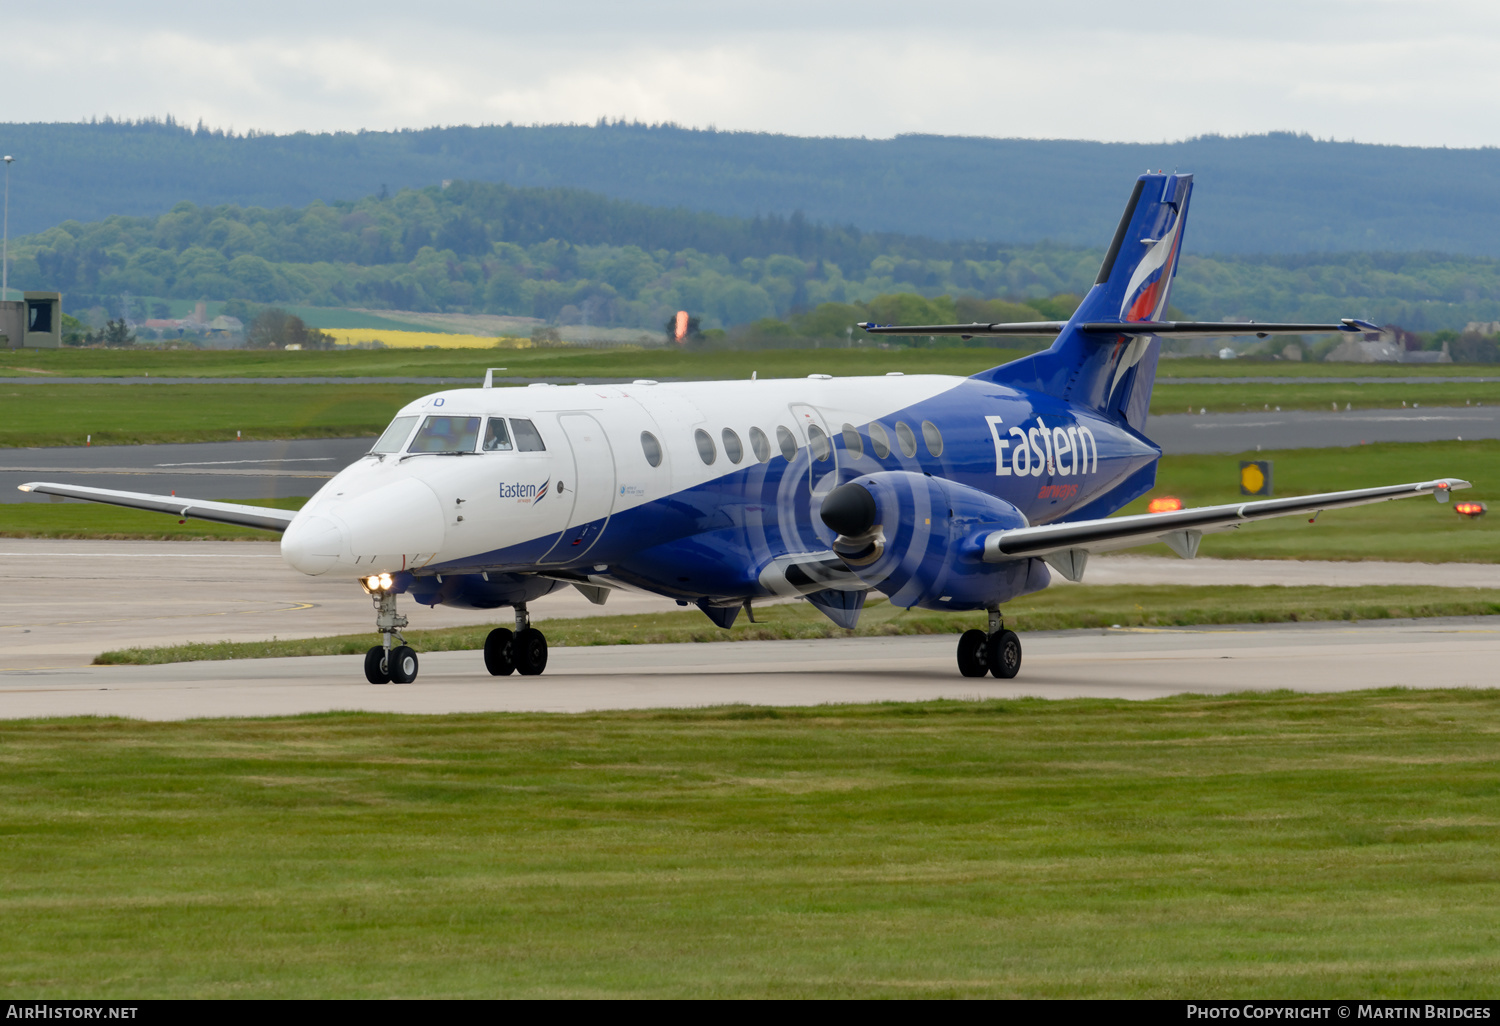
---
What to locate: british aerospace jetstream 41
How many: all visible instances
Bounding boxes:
[20,173,1470,684]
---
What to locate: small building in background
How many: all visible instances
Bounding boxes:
[0,291,63,348]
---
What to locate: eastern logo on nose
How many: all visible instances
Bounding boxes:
[500,479,548,504]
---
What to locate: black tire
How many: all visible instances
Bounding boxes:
[484,627,516,676]
[989,630,1022,679]
[956,628,990,677]
[364,645,391,685]
[514,628,548,676]
[390,645,419,684]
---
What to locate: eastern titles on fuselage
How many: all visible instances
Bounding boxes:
[279,374,1158,588]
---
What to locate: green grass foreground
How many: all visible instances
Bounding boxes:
[94,584,1500,665]
[3,691,1500,997]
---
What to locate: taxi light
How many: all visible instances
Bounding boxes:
[379,572,393,589]
[1147,496,1184,513]
[365,575,383,591]
[1455,501,1487,518]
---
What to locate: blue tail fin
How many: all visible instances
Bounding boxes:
[979,172,1193,433]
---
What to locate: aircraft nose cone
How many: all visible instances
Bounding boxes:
[281,514,346,576]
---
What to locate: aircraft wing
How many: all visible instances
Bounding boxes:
[16,482,297,532]
[981,478,1469,580]
[858,318,1379,339]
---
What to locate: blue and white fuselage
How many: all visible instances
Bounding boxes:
[280,371,1159,619]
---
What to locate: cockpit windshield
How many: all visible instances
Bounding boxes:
[371,415,419,454]
[408,415,481,453]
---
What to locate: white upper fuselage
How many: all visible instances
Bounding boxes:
[279,373,969,580]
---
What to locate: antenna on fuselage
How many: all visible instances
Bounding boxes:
[482,367,508,388]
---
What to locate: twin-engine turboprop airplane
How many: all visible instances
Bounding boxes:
[21,173,1470,684]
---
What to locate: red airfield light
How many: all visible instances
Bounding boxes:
[1147,496,1183,513]
[673,310,690,343]
[1455,501,1487,518]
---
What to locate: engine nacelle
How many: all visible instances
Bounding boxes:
[819,471,1050,611]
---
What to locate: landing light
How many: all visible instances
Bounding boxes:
[1147,496,1183,513]
[1456,501,1487,518]
[364,573,396,592]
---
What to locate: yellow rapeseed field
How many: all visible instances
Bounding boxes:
[325,329,532,349]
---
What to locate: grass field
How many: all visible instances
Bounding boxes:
[3,691,1499,997]
[7,440,1495,564]
[1121,440,1500,562]
[0,382,434,447]
[1154,381,1500,413]
[4,346,1499,380]
[0,344,1032,381]
[95,584,1500,665]
[2,379,1497,448]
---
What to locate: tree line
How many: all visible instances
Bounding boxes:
[6,178,1500,333]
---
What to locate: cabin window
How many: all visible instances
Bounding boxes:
[510,418,546,452]
[371,415,419,454]
[482,418,513,451]
[841,423,863,457]
[641,431,663,468]
[921,420,944,457]
[695,428,717,465]
[868,422,891,459]
[722,428,744,465]
[776,425,798,461]
[807,424,832,462]
[749,426,771,463]
[409,415,480,453]
[895,421,918,458]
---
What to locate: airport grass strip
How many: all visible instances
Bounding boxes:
[7,439,1499,566]
[93,584,1500,665]
[2,690,1500,997]
[4,373,1500,448]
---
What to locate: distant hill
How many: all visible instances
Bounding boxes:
[9,179,1500,333]
[3,120,1500,256]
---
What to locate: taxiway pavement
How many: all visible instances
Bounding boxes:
[1,618,1495,719]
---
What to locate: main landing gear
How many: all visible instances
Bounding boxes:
[365,588,419,684]
[957,608,1021,679]
[483,603,549,677]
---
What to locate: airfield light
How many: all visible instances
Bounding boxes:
[1147,496,1183,513]
[674,310,689,343]
[1456,501,1487,518]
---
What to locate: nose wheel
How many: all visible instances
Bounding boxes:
[365,587,419,684]
[485,604,549,676]
[956,609,1021,679]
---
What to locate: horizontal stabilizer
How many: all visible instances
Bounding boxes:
[983,478,1469,563]
[16,482,298,532]
[859,320,1066,337]
[860,318,1378,340]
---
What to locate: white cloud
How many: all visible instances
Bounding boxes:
[6,0,1500,146]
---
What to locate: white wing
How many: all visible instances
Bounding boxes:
[17,482,298,532]
[982,477,1470,581]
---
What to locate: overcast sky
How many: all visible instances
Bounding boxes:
[7,0,1499,147]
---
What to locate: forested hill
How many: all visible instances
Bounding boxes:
[5,119,1500,256]
[10,180,1500,332]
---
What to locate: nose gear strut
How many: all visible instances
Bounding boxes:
[365,589,419,684]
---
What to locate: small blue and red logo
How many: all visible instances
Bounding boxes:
[500,479,548,504]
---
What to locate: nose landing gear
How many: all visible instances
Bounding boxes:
[957,608,1022,679]
[483,603,549,677]
[364,588,419,684]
